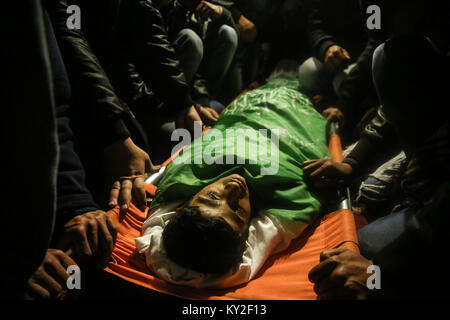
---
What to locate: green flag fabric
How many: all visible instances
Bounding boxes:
[152,75,330,222]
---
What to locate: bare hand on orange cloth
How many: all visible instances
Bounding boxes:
[309,248,373,300]
[105,137,161,219]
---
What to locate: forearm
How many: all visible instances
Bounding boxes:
[308,0,336,61]
[337,27,386,114]
[343,108,399,175]
[56,104,99,222]
[229,6,242,23]
[214,6,238,31]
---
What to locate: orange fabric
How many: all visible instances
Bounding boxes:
[328,133,344,162]
[144,183,157,196]
[104,203,358,300]
[104,96,356,299]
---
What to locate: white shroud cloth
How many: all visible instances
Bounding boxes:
[135,202,307,289]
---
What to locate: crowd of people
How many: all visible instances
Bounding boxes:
[1,0,449,300]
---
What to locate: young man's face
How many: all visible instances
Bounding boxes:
[189,174,252,234]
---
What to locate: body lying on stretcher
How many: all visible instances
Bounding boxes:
[135,75,332,289]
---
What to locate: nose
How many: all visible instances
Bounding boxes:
[224,181,243,208]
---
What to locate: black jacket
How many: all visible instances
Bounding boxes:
[43,0,133,149]
[107,0,211,116]
[343,107,399,176]
[308,0,367,62]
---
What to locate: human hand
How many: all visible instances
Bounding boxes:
[301,158,353,188]
[324,45,351,72]
[175,105,203,133]
[26,249,77,300]
[322,107,344,122]
[104,137,160,214]
[197,106,219,126]
[57,210,117,267]
[236,15,257,43]
[308,248,373,300]
[196,1,222,19]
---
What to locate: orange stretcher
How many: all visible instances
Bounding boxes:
[103,120,359,300]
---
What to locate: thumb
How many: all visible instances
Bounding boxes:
[144,154,162,174]
[211,109,219,119]
[151,164,163,173]
[343,49,351,60]
[144,153,152,174]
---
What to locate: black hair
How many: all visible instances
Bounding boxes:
[162,206,248,275]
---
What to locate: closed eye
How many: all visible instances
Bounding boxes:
[207,191,220,200]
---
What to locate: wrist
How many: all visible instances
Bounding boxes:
[341,162,353,175]
[319,40,335,62]
[194,104,203,113]
[104,137,131,155]
[342,158,358,175]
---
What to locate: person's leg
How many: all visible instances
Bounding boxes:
[298,57,332,94]
[203,24,238,98]
[173,28,203,83]
[357,207,416,259]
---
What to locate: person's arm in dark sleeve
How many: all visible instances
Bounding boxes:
[222,2,257,44]
[42,5,99,224]
[343,107,399,175]
[55,104,99,223]
[336,35,382,120]
[44,0,131,149]
[214,6,238,31]
[129,0,194,113]
[229,6,243,23]
[335,0,387,121]
[308,0,336,61]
